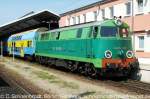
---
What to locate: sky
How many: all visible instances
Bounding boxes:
[0,0,101,25]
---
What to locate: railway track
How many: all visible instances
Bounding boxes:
[0,73,31,96]
[3,57,150,95]
[103,80,150,95]
[122,80,150,94]
[0,60,32,98]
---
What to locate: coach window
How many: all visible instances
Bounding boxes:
[11,42,13,47]
[12,42,16,48]
[27,41,32,47]
[76,28,82,38]
[27,41,30,47]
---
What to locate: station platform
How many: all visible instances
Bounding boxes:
[138,58,150,66]
[139,67,150,84]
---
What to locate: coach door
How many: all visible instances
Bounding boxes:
[10,42,15,55]
[20,44,24,57]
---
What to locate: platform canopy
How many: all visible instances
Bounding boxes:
[0,10,60,37]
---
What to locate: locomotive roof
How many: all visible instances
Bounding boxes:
[41,19,115,34]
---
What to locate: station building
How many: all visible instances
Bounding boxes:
[59,0,150,64]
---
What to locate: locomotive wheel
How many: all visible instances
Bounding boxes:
[79,66,86,75]
[44,57,49,66]
[39,56,42,64]
[35,56,40,63]
[78,63,86,75]
[40,56,45,65]
[86,64,97,78]
[47,58,53,66]
[67,61,78,72]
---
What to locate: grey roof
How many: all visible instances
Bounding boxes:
[0,10,60,37]
[60,0,115,16]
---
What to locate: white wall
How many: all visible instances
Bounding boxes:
[114,3,126,17]
[97,10,103,21]
[65,0,150,53]
[66,0,150,26]
[70,17,73,25]
[80,14,85,23]
[133,33,150,53]
[86,12,95,22]
[144,33,150,52]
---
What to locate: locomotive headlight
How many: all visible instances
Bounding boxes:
[115,19,122,26]
[126,51,134,58]
[105,50,112,59]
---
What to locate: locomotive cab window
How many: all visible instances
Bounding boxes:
[119,28,129,37]
[93,26,99,38]
[76,28,82,38]
[100,26,118,37]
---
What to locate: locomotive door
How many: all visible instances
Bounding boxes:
[86,26,98,58]
[86,26,93,58]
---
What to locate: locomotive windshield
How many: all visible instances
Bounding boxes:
[100,26,118,37]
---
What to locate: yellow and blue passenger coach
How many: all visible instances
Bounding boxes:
[7,28,47,59]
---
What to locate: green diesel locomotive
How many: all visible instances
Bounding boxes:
[35,19,139,77]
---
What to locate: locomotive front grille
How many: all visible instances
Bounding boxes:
[102,58,136,69]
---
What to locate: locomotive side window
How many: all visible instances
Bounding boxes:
[51,32,60,40]
[56,32,60,40]
[88,26,93,38]
[51,32,57,40]
[41,33,49,40]
[60,29,77,40]
[100,26,118,37]
[76,28,82,38]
